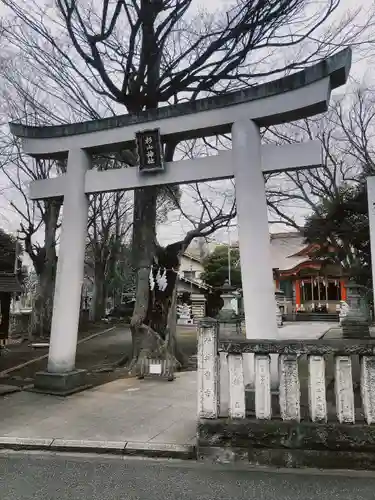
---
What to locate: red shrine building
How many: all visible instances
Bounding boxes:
[271,232,346,319]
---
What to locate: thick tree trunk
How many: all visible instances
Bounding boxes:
[114,287,122,307]
[128,135,188,374]
[0,292,11,339]
[129,183,188,373]
[29,268,55,340]
[28,199,61,339]
[129,187,184,373]
[89,262,107,321]
[130,187,157,363]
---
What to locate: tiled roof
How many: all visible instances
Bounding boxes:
[269,232,310,271]
[177,274,211,291]
[231,232,311,272]
[182,252,202,263]
[0,273,22,293]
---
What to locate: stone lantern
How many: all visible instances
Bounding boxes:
[275,288,284,327]
[341,280,370,338]
[217,279,239,320]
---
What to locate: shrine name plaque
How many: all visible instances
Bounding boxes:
[135,128,165,173]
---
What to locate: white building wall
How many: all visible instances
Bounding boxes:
[180,255,204,280]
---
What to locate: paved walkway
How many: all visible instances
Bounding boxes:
[0,372,197,445]
[322,325,375,339]
[0,321,333,451]
[278,321,333,340]
[1,325,198,379]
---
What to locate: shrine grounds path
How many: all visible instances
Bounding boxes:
[0,323,199,391]
[2,451,375,500]
[0,322,333,452]
[1,320,350,391]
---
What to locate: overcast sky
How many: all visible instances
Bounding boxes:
[0,0,374,260]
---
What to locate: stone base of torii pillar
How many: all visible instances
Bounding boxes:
[32,369,91,396]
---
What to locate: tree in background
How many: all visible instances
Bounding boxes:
[304,184,371,289]
[2,0,374,371]
[86,185,133,321]
[0,127,65,337]
[0,228,19,273]
[201,245,242,289]
[265,83,375,229]
[302,87,375,292]
[201,244,242,318]
[106,244,136,306]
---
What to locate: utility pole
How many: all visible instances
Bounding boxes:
[13,231,19,274]
[227,227,231,286]
[12,230,20,313]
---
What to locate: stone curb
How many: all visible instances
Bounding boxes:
[0,385,22,396]
[0,437,196,460]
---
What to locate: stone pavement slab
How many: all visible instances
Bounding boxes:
[322,325,375,339]
[0,371,197,446]
[0,385,21,396]
[219,320,334,340]
[278,321,333,340]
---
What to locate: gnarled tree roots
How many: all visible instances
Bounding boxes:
[129,323,180,379]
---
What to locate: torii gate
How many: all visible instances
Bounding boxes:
[10,48,351,394]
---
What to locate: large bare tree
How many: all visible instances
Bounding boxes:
[271,86,375,288]
[1,0,373,369]
[264,84,375,230]
[0,123,65,338]
[86,190,132,321]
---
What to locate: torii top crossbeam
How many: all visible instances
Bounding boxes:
[10,48,351,159]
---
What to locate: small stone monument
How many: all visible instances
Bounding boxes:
[341,281,370,338]
[177,303,193,325]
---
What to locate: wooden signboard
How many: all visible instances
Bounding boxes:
[135,128,165,173]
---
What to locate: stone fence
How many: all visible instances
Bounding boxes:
[197,318,375,470]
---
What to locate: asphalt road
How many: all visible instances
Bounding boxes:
[2,451,375,500]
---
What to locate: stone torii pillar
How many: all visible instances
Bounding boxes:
[232,120,276,340]
[48,149,90,374]
[232,120,280,387]
[9,48,351,395]
[367,177,375,313]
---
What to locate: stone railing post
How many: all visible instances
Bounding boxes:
[227,353,246,418]
[197,319,220,419]
[335,355,355,424]
[255,354,272,419]
[218,339,375,428]
[279,354,300,422]
[308,355,327,423]
[361,356,375,424]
